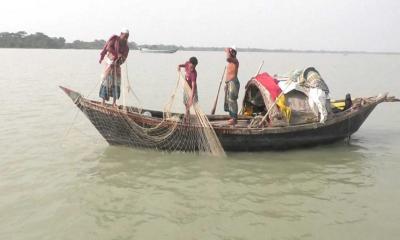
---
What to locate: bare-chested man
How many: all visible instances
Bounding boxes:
[224,46,240,125]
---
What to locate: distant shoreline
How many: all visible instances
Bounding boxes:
[1,31,399,55]
[1,47,399,55]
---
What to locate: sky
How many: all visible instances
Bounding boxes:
[2,0,400,52]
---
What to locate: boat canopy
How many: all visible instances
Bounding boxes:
[242,72,319,125]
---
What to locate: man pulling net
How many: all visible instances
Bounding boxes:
[98,29,130,107]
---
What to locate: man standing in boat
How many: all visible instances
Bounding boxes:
[98,29,130,107]
[178,57,198,119]
[224,46,240,125]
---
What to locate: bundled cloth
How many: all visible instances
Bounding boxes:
[289,67,330,123]
[255,72,291,121]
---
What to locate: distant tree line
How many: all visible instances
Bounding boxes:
[1,31,398,54]
[0,31,139,50]
[0,31,264,52]
[0,31,66,48]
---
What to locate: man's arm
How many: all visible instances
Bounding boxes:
[118,47,129,65]
[177,62,187,71]
[188,73,197,107]
[226,57,238,64]
[99,36,116,63]
[99,43,108,64]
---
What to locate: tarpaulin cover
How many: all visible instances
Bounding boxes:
[255,72,281,100]
[254,72,291,120]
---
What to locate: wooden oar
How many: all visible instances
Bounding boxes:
[254,60,264,77]
[257,78,293,127]
[210,67,227,115]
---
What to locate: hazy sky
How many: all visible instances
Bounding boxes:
[2,0,399,51]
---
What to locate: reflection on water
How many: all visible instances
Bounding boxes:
[59,142,375,239]
[1,49,400,239]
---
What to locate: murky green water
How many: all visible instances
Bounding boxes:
[1,49,399,239]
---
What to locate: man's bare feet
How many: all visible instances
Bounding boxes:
[183,110,191,124]
[183,115,190,124]
[227,118,237,126]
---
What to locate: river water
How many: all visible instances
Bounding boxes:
[1,49,400,239]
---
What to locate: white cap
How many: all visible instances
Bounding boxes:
[231,45,237,51]
[121,28,129,34]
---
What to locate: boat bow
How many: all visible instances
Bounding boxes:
[59,86,82,104]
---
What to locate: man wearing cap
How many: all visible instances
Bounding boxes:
[98,29,130,107]
[224,46,240,125]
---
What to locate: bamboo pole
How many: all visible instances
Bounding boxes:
[210,67,227,115]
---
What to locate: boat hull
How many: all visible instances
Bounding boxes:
[60,86,384,151]
[217,104,375,151]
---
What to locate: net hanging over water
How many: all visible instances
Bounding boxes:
[73,65,226,157]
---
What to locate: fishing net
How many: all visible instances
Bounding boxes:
[69,65,226,157]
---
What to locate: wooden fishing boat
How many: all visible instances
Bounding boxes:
[60,86,398,151]
[139,48,178,53]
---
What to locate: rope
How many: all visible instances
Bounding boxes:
[63,55,226,156]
